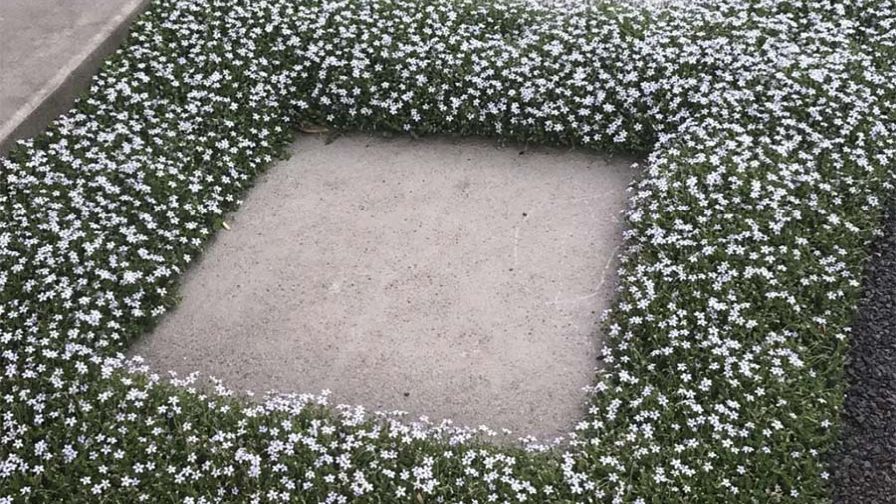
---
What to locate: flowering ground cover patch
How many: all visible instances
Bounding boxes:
[1,0,895,502]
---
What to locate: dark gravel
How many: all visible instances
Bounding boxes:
[832,205,896,504]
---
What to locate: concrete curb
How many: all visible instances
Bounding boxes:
[0,0,151,156]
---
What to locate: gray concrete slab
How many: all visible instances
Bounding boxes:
[0,0,149,155]
[129,133,637,439]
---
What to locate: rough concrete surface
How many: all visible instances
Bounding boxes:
[130,133,637,439]
[0,0,149,155]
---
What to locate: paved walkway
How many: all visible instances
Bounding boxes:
[0,0,148,154]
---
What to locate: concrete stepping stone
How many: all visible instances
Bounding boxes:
[130,133,637,439]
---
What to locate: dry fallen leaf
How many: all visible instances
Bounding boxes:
[298,122,331,134]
